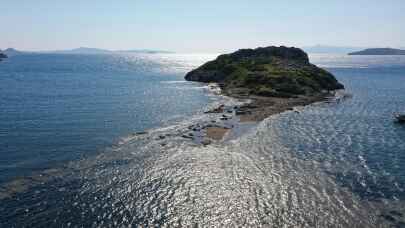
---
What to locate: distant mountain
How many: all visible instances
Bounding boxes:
[349,48,405,55]
[2,48,26,56]
[302,45,364,54]
[0,47,173,55]
[49,47,112,54]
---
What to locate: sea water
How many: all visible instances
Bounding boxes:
[0,53,215,184]
[1,53,405,227]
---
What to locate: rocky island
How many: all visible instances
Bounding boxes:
[185,46,345,139]
[186,46,343,98]
[186,46,344,117]
[349,48,405,55]
[0,52,7,61]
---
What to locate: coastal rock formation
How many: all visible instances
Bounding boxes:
[185,46,344,97]
[349,48,405,55]
[0,52,7,61]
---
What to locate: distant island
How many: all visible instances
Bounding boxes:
[1,48,23,56]
[185,46,345,122]
[349,48,405,55]
[302,45,364,54]
[0,47,173,55]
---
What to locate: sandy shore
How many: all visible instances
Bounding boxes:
[205,127,230,140]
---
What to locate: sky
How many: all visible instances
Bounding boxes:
[1,0,404,52]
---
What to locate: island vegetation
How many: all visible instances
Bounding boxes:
[184,46,346,127]
[349,48,405,55]
[185,46,343,98]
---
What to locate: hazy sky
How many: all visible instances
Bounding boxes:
[1,0,404,52]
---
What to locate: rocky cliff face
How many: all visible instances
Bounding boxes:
[185,46,344,97]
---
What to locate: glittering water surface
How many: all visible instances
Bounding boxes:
[0,53,217,183]
[1,54,405,227]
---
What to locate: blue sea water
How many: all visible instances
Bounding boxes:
[0,53,215,183]
[279,55,405,200]
[1,53,405,227]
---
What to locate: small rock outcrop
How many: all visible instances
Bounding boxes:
[0,52,7,61]
[185,46,344,97]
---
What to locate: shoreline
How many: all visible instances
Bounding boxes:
[203,83,340,141]
[0,82,340,200]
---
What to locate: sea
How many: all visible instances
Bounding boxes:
[0,52,405,227]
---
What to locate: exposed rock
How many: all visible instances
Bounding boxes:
[201,139,211,146]
[185,46,344,98]
[220,114,232,120]
[158,135,165,140]
[204,104,225,113]
[181,134,193,139]
[235,110,251,115]
[0,52,7,61]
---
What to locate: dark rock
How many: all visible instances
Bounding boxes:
[235,110,251,115]
[389,210,403,217]
[201,139,211,146]
[0,52,7,61]
[182,134,193,139]
[220,114,232,120]
[204,104,225,113]
[381,214,396,222]
[397,221,405,228]
[185,46,344,98]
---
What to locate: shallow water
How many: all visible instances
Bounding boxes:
[1,54,405,227]
[0,53,217,183]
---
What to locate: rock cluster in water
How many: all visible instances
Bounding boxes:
[185,46,344,97]
[0,52,7,61]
